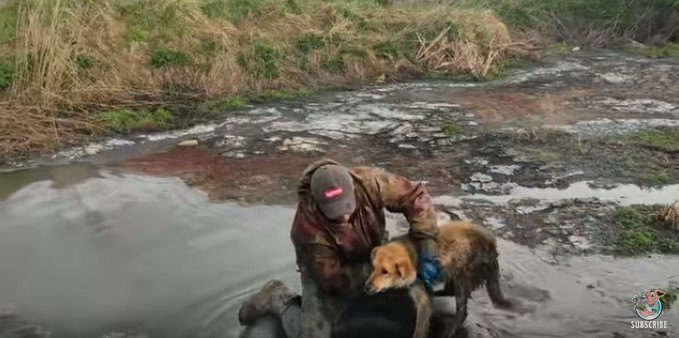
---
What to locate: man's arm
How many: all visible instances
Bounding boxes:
[291,209,369,296]
[297,243,369,295]
[354,167,439,253]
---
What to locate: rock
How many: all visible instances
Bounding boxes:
[587,181,620,190]
[470,173,493,183]
[572,46,581,52]
[264,136,282,142]
[435,138,454,146]
[376,74,386,84]
[277,137,326,153]
[178,139,198,147]
[569,235,593,251]
[485,216,506,230]
[463,157,489,166]
[390,122,415,136]
[418,126,443,133]
[490,165,520,176]
[398,144,417,149]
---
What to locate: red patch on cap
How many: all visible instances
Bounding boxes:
[324,187,343,199]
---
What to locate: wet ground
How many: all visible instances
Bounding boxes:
[1,48,679,337]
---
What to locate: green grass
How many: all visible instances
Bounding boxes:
[661,287,678,310]
[0,4,17,45]
[240,43,283,79]
[201,0,304,22]
[251,88,313,102]
[150,48,191,68]
[550,42,574,55]
[485,0,679,44]
[297,33,325,54]
[443,122,462,136]
[96,108,175,133]
[621,128,679,152]
[217,96,247,110]
[0,60,11,90]
[640,171,671,187]
[607,206,679,256]
[628,43,679,58]
[322,56,345,73]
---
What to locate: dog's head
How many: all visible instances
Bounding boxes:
[364,243,417,295]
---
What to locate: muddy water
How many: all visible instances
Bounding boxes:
[1,164,677,338]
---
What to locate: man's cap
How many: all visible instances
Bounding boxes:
[310,165,356,220]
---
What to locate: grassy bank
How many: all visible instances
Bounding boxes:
[0,0,532,159]
[0,0,678,160]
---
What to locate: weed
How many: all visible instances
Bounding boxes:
[641,171,671,187]
[252,89,312,102]
[621,128,679,152]
[202,0,303,22]
[0,61,11,90]
[96,108,174,133]
[374,40,411,60]
[443,123,461,136]
[632,43,679,58]
[150,49,191,68]
[297,33,325,54]
[217,96,247,110]
[126,24,150,43]
[550,42,573,55]
[76,55,93,69]
[660,287,678,310]
[0,4,17,44]
[609,206,679,256]
[340,7,368,31]
[322,56,345,73]
[252,43,282,79]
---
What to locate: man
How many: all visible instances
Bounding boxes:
[238,159,441,338]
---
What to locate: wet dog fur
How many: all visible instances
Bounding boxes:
[365,220,512,338]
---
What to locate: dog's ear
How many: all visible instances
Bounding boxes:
[395,259,415,280]
[370,247,377,260]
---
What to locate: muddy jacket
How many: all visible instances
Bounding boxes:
[290,159,439,297]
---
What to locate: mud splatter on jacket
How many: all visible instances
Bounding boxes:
[290,159,439,296]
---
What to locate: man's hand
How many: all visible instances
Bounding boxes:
[417,254,441,293]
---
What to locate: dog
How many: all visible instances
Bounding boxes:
[365,220,512,338]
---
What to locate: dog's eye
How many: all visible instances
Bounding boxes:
[381,268,387,275]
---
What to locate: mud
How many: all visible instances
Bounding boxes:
[1,168,678,338]
[1,49,679,337]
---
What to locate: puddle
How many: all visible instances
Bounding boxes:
[435,181,679,208]
[0,165,677,337]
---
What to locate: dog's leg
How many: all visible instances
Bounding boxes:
[446,281,469,338]
[409,283,433,338]
[433,280,456,297]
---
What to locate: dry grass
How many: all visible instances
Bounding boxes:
[656,201,679,233]
[0,0,534,159]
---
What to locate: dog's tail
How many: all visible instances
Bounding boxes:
[484,248,512,308]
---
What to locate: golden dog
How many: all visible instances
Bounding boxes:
[365,220,512,338]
